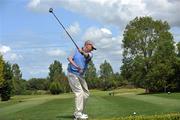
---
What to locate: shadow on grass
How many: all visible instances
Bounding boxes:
[56,115,74,120]
[138,92,170,95]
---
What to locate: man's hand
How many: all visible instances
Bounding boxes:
[77,66,83,74]
[78,48,84,54]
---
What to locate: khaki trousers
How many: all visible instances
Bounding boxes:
[67,72,89,114]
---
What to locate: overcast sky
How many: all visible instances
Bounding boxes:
[0,0,180,79]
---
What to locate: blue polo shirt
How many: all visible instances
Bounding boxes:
[67,49,93,76]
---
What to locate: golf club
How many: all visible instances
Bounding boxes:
[49,8,79,49]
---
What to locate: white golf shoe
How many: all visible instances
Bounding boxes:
[74,112,88,119]
[82,113,88,118]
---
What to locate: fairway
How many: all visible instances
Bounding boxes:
[0,89,180,120]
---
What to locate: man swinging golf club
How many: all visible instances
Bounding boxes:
[67,40,96,119]
[49,8,96,119]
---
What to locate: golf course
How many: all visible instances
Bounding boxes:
[0,88,180,120]
[1,1,180,120]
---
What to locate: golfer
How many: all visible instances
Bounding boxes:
[67,40,96,119]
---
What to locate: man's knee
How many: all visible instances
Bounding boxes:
[75,90,89,99]
[84,92,89,99]
[75,91,84,96]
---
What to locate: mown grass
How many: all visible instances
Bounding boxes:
[0,89,180,120]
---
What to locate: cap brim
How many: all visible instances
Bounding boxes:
[92,46,96,50]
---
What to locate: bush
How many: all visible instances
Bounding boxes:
[49,82,62,95]
[0,81,11,101]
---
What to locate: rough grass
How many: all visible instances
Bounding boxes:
[92,113,180,120]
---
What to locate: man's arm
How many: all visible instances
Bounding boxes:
[78,48,90,58]
[67,56,81,71]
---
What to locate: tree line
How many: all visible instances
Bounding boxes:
[0,16,180,101]
[0,57,122,101]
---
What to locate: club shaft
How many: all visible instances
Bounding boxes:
[51,12,79,49]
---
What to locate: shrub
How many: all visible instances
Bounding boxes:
[0,81,11,101]
[49,82,62,95]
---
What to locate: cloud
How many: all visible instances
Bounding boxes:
[27,0,49,12]
[82,27,123,72]
[144,0,180,27]
[101,28,112,35]
[27,0,180,28]
[28,0,40,8]
[47,49,66,56]
[83,27,113,41]
[0,44,23,61]
[83,27,122,49]
[4,53,23,61]
[67,22,81,37]
[0,45,11,54]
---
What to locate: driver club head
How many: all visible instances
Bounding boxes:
[49,8,53,13]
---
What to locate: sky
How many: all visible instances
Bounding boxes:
[0,0,180,79]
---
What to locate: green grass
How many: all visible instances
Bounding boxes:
[151,92,180,99]
[0,89,180,120]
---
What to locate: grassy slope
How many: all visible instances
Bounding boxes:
[0,89,180,120]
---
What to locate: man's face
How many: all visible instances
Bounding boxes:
[85,44,93,52]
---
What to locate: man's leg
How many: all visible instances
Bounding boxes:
[78,76,90,114]
[67,72,84,115]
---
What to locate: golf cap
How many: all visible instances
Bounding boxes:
[85,40,96,50]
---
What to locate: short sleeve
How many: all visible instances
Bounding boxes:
[88,52,93,59]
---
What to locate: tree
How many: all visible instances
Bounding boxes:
[1,80,11,101]
[0,55,5,100]
[99,60,114,90]
[27,78,49,90]
[49,81,61,94]
[85,61,97,89]
[0,56,13,101]
[49,60,63,82]
[0,55,4,88]
[171,42,180,91]
[1,62,13,101]
[177,42,180,57]
[112,72,125,88]
[3,62,13,81]
[121,16,176,93]
[12,64,22,81]
[48,60,70,94]
[176,42,180,90]
[11,63,25,95]
[173,59,180,91]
